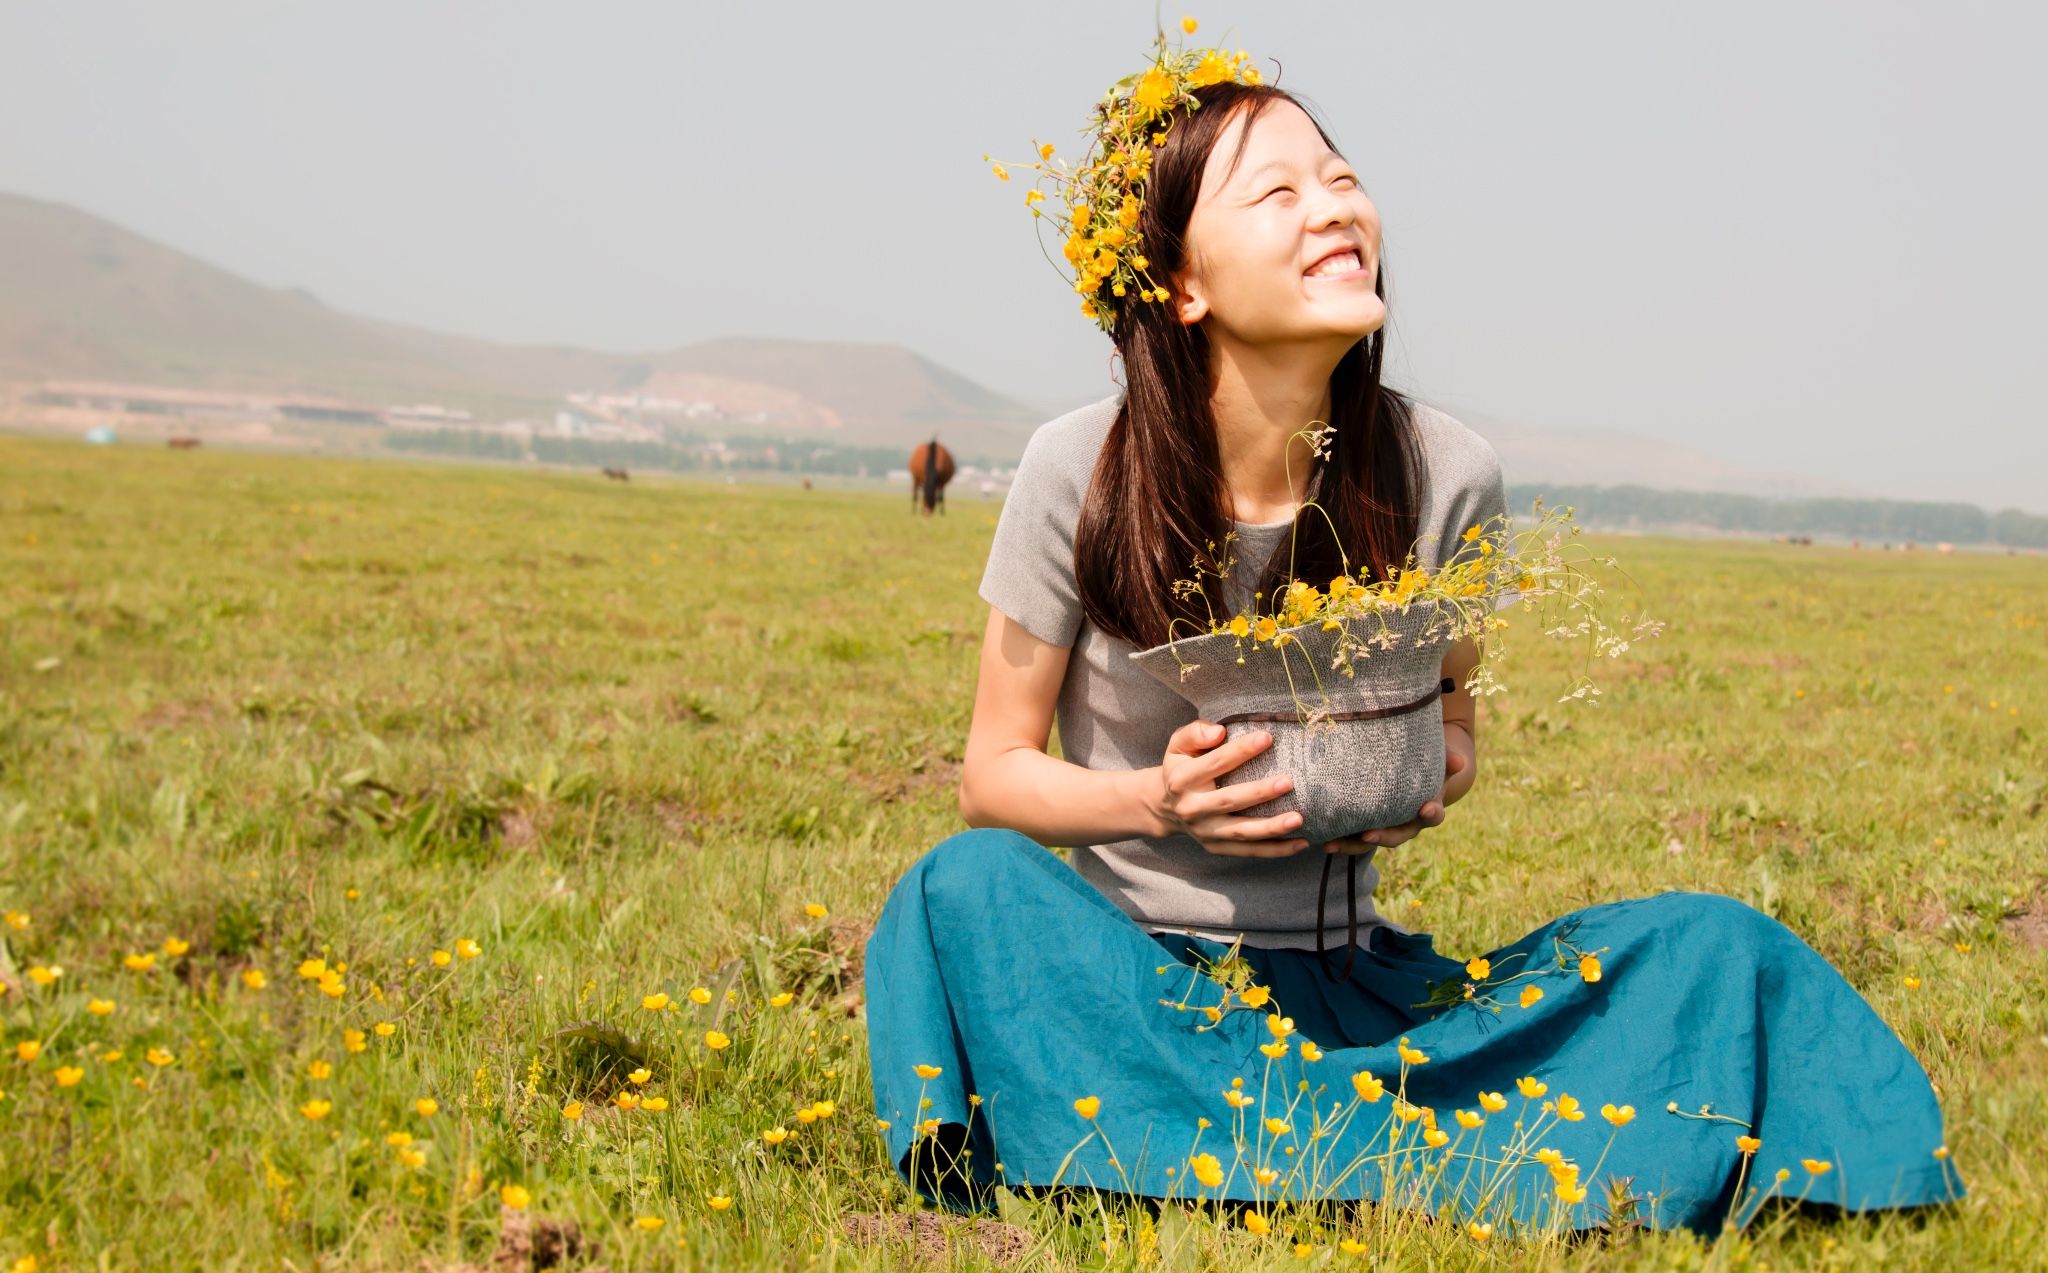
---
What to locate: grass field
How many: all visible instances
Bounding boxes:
[1,433,2043,1271]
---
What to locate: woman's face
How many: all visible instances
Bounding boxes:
[1173,100,1385,349]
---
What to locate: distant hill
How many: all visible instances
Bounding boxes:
[0,191,1044,455]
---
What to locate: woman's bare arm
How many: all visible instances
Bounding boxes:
[958,607,1166,844]
[959,605,1325,857]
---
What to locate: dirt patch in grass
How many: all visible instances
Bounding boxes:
[499,809,539,851]
[828,916,873,989]
[134,698,225,731]
[840,1210,1033,1266]
[430,1203,604,1272]
[2002,900,2048,952]
[653,799,710,844]
[855,755,963,805]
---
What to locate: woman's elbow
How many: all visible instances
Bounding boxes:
[956,764,986,828]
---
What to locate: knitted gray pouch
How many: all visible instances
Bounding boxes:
[1127,602,1454,845]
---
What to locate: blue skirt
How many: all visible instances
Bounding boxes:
[863,829,1963,1236]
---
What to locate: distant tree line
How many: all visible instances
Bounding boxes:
[1510,482,2048,549]
[382,429,1004,478]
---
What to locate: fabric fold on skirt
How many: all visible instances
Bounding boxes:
[863,828,1962,1235]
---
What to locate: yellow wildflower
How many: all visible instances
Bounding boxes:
[54,1066,85,1088]
[87,998,116,1017]
[762,1127,790,1145]
[707,1195,733,1211]
[1397,1037,1429,1065]
[373,1021,396,1038]
[1424,1127,1450,1148]
[688,986,712,1005]
[14,1040,41,1063]
[123,953,157,973]
[705,1030,731,1051]
[415,1097,439,1117]
[499,1184,531,1209]
[1455,1108,1484,1129]
[241,969,267,990]
[1266,1014,1295,1039]
[1555,1093,1585,1122]
[1464,957,1491,980]
[297,958,327,980]
[914,1063,943,1080]
[145,1047,174,1068]
[1238,984,1271,1008]
[641,1096,669,1112]
[162,937,190,957]
[1243,1211,1270,1236]
[1351,1071,1385,1103]
[562,1101,583,1120]
[1602,1103,1636,1127]
[1263,1117,1290,1136]
[1074,1096,1101,1119]
[1736,1135,1761,1154]
[299,1098,332,1120]
[768,992,794,1007]
[430,949,452,968]
[307,1059,332,1080]
[1479,1090,1508,1112]
[1190,1152,1224,1188]
[25,966,58,987]
[1520,984,1544,1009]
[804,903,829,919]
[1259,1041,1289,1059]
[343,1029,367,1054]
[635,1215,665,1231]
[1579,954,1602,983]
[642,992,671,1011]
[455,938,481,959]
[1299,1041,1323,1062]
[1803,1158,1832,1176]
[1516,1076,1548,1099]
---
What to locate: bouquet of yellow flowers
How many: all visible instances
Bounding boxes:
[1127,420,1662,844]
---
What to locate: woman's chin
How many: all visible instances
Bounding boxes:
[1304,301,1386,343]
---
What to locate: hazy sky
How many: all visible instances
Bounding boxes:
[3,2,2043,512]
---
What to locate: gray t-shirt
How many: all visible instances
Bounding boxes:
[977,388,1511,949]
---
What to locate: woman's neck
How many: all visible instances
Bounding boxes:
[1208,345,1339,524]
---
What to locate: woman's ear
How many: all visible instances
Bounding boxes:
[1173,275,1208,326]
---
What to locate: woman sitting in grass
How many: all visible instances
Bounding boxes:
[863,22,1959,1239]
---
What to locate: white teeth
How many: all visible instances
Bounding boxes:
[1306,250,1361,277]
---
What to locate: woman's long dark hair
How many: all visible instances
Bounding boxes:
[1073,83,1424,650]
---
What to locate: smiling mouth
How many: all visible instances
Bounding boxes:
[1304,249,1367,279]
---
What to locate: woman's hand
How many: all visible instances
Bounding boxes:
[1146,719,1312,858]
[1324,723,1476,856]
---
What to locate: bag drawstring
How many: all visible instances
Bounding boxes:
[1312,676,1459,985]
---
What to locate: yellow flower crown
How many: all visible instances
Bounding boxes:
[981,16,1264,336]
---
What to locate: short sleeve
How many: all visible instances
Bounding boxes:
[1431,436,1522,613]
[978,420,1088,648]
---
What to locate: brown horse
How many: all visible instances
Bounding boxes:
[909,439,955,516]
